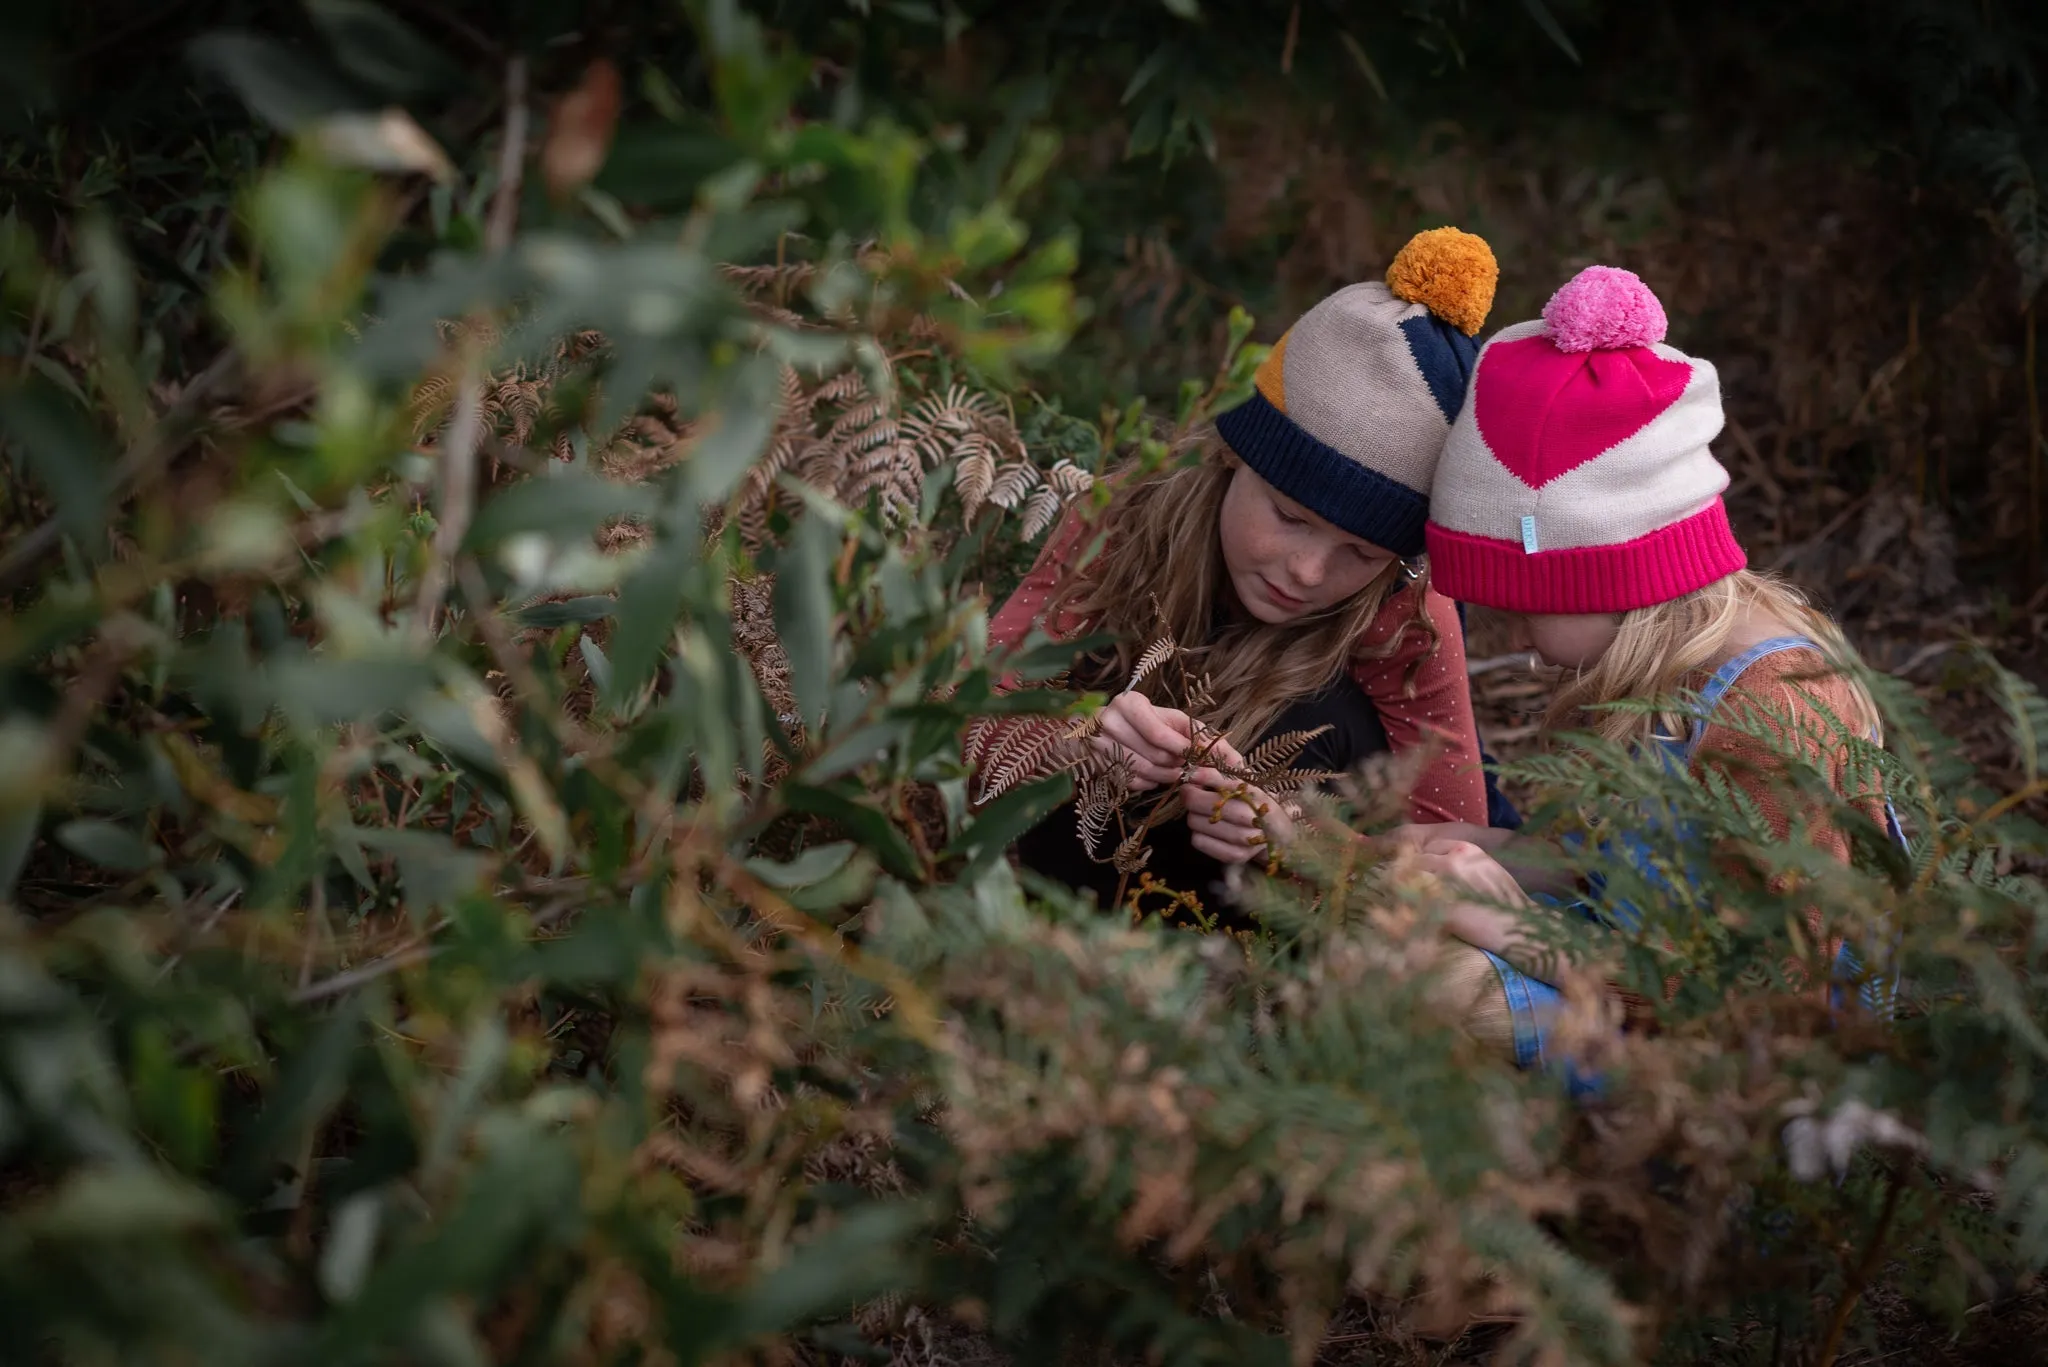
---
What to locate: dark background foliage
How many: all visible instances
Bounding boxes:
[5,2,2048,1366]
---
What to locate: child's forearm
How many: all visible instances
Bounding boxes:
[1443,898,1525,958]
[1492,835,1582,899]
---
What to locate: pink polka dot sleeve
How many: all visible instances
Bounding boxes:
[965,506,1097,793]
[986,503,1095,664]
[1346,585,1488,825]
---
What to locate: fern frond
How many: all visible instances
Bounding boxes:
[1127,637,1178,693]
[1019,484,1062,539]
[1231,726,1333,780]
[955,450,996,515]
[1048,458,1096,497]
[987,461,1038,510]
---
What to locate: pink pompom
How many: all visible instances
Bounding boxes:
[1540,265,1668,353]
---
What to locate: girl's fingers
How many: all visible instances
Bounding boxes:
[1182,780,1274,825]
[1089,734,1176,786]
[1093,719,1175,773]
[1190,830,1261,864]
[1188,724,1243,769]
[1117,701,1195,757]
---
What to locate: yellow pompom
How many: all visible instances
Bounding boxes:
[1384,226,1499,337]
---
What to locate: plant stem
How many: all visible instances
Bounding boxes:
[2027,298,2042,591]
[1813,1171,1904,1367]
[412,58,528,643]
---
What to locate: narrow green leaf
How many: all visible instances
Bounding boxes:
[772,510,842,732]
[684,353,780,507]
[228,1002,364,1198]
[305,0,452,99]
[803,718,914,783]
[17,1167,219,1240]
[354,828,491,913]
[578,633,614,697]
[319,1190,384,1304]
[423,1016,510,1181]
[944,773,1073,877]
[0,797,42,898]
[782,783,922,882]
[188,31,363,132]
[1518,0,1582,63]
[55,818,154,872]
[466,471,650,549]
[510,596,615,629]
[745,842,856,889]
[1337,31,1389,102]
[0,381,110,549]
[267,655,436,728]
[605,535,695,704]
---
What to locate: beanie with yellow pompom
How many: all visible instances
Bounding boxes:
[1214,226,1498,558]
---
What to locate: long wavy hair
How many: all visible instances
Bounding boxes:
[1048,434,1437,749]
[1545,569,1881,749]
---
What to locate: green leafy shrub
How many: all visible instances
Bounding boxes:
[3,4,2048,1367]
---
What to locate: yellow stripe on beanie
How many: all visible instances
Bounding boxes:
[1252,328,1291,410]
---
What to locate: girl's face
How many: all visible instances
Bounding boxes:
[1218,463,1396,623]
[1508,612,1624,669]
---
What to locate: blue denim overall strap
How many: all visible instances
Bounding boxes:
[1483,636,1904,1073]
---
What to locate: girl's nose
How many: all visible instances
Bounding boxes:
[1289,547,1328,587]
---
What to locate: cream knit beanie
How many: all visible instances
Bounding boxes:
[1426,265,1747,612]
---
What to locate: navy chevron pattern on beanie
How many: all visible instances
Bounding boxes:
[1213,228,1498,558]
[1399,313,1482,424]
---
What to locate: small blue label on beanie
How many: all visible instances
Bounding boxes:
[1521,514,1540,554]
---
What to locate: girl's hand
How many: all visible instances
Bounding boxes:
[1389,821,1512,854]
[1416,838,1530,907]
[1090,694,1241,791]
[1181,767,1294,865]
[1414,838,1531,957]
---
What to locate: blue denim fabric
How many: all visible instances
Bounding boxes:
[1484,636,1903,1078]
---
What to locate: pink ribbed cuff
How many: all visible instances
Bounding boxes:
[1425,501,1748,613]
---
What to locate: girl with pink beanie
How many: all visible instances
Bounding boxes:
[1404,265,1900,1066]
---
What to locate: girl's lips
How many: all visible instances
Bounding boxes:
[1260,577,1306,611]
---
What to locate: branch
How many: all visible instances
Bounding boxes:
[410,57,528,643]
[1813,1170,1905,1367]
[0,348,242,594]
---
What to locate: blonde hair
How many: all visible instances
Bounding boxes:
[1049,435,1437,748]
[1545,569,1881,750]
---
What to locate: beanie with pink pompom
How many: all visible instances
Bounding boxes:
[1424,265,1746,613]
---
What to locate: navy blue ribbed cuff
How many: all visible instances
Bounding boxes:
[1214,389,1429,557]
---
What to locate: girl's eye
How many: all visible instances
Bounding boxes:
[1272,503,1305,526]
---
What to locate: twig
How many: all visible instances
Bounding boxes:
[483,59,530,258]
[1813,1171,1905,1367]
[411,58,528,643]
[0,348,241,594]
[1466,651,1536,677]
[293,944,440,1004]
[153,889,241,982]
[2026,298,2041,590]
[1768,489,1875,574]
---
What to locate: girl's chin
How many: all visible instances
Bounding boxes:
[1236,583,1303,623]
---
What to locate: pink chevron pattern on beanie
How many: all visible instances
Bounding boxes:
[1474,337,1694,489]
[1424,266,1747,614]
